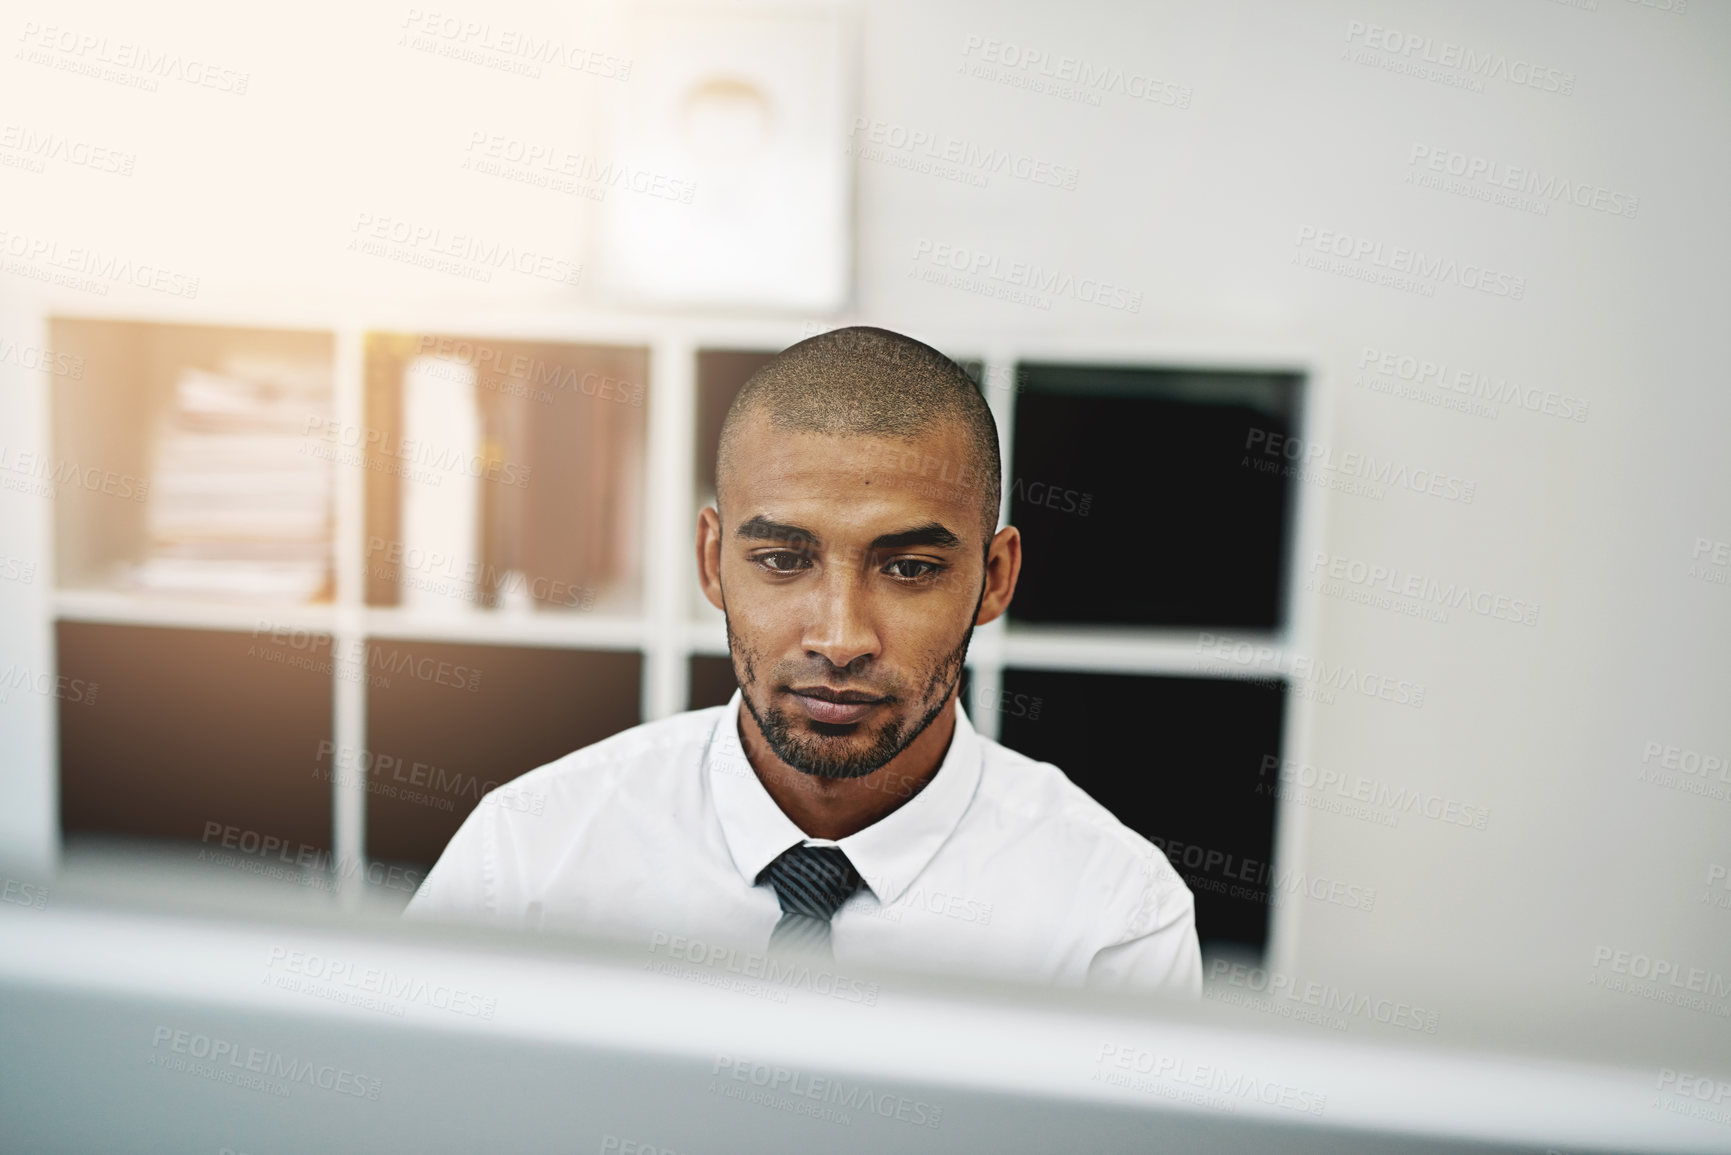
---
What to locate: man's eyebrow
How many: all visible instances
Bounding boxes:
[869,523,963,551]
[732,518,962,552]
[734,516,818,545]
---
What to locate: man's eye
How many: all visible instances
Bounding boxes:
[757,551,811,573]
[885,559,942,580]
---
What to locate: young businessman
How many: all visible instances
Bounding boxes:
[405,326,1201,995]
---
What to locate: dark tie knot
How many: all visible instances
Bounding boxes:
[759,844,862,921]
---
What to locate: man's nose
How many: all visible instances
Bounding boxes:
[802,571,880,673]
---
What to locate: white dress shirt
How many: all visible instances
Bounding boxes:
[404,689,1201,997]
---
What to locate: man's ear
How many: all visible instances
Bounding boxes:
[974,526,1022,626]
[696,506,726,612]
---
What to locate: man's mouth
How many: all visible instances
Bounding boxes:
[787,685,886,725]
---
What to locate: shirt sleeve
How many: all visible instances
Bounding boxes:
[401,794,501,925]
[1084,856,1204,998]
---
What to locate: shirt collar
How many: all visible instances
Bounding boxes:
[705,688,983,907]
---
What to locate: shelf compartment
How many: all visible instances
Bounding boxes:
[58,620,333,852]
[47,318,337,599]
[993,668,1286,958]
[364,640,642,867]
[1009,363,1302,630]
[362,332,649,616]
[687,653,738,711]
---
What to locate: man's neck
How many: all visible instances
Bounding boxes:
[737,696,958,841]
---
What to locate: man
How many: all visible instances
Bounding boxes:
[405,326,1201,996]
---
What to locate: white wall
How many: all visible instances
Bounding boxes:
[3,0,1727,1063]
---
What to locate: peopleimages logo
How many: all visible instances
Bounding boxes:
[1307,550,1541,627]
[1093,1044,1328,1116]
[1406,145,1639,219]
[199,822,423,894]
[910,239,1142,312]
[302,416,533,487]
[0,123,136,176]
[710,1055,943,1129]
[347,211,582,287]
[0,663,98,706]
[0,876,49,910]
[1591,947,1731,995]
[0,227,199,298]
[0,336,84,378]
[1656,1069,1731,1108]
[957,35,1192,109]
[1257,755,1491,831]
[1244,428,1476,505]
[1293,226,1526,300]
[414,335,643,406]
[148,1026,382,1099]
[1356,345,1589,423]
[847,117,1079,190]
[399,8,632,81]
[1638,739,1731,797]
[16,22,251,94]
[264,946,497,1020]
[1205,959,1440,1034]
[1703,864,1731,912]
[1149,835,1377,912]
[249,621,483,692]
[1688,536,1731,591]
[1342,20,1575,96]
[462,131,695,204]
[1195,632,1427,710]
[648,933,880,1005]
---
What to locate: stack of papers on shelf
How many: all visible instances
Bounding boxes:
[131,359,333,602]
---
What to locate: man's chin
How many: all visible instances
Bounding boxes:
[777,729,895,781]
[758,707,900,780]
[803,716,868,739]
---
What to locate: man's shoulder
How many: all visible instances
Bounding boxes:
[973,733,1183,884]
[505,703,728,799]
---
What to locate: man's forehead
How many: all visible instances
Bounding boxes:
[734,418,968,475]
[730,423,970,491]
[731,482,965,538]
[725,437,977,538]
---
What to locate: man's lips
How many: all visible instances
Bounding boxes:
[787,686,885,725]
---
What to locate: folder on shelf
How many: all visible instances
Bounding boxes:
[398,356,481,612]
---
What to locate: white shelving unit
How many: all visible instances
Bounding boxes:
[28,302,1326,968]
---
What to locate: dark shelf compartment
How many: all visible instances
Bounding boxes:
[364,640,642,867]
[687,653,739,711]
[1009,363,1301,630]
[990,668,1286,958]
[58,621,333,851]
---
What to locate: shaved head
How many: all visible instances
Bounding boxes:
[696,325,1024,804]
[716,327,1002,539]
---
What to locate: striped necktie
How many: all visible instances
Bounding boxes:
[758,844,862,961]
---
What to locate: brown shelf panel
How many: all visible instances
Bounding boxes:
[364,640,643,867]
[687,653,738,711]
[58,620,334,851]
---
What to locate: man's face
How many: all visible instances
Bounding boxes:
[707,413,995,780]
